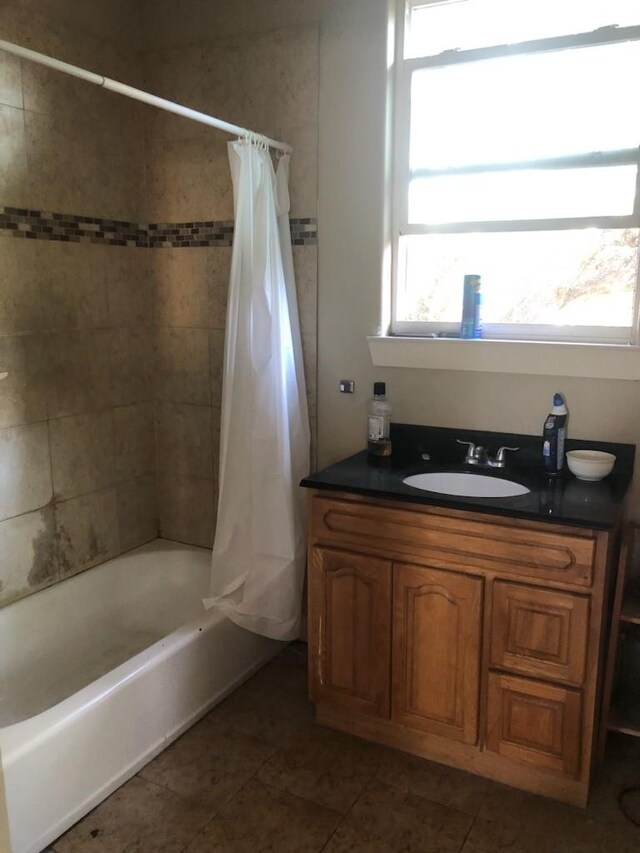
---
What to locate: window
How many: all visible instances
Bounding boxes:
[392,0,640,343]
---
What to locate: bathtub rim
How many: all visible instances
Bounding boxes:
[0,604,229,762]
[9,625,282,853]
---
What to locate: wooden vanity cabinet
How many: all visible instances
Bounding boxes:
[307,490,615,808]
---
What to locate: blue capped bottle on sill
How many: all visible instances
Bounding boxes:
[461,274,482,339]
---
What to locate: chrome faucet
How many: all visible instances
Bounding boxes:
[457,440,519,469]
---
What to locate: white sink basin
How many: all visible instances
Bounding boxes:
[403,471,531,498]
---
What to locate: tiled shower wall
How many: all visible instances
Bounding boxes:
[0,7,155,608]
[144,24,319,548]
[0,5,319,601]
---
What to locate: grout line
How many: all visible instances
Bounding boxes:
[458,815,477,852]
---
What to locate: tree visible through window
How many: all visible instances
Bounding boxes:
[392,0,640,342]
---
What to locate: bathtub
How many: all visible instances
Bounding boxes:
[0,539,284,853]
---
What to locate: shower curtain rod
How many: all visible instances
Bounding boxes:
[0,39,293,153]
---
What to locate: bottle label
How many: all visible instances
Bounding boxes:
[368,415,385,441]
[557,427,566,468]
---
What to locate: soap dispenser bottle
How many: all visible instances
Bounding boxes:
[542,392,568,475]
[367,382,392,457]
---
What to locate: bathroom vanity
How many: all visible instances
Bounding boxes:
[301,425,635,807]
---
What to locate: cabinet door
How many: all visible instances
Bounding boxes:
[486,672,582,778]
[309,546,392,718]
[491,582,589,686]
[392,563,483,744]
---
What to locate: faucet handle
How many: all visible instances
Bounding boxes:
[496,446,520,463]
[456,439,476,455]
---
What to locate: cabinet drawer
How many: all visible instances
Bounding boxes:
[311,496,595,586]
[491,582,590,685]
[486,672,582,778]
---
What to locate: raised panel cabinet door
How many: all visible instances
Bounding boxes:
[392,563,483,744]
[309,546,392,718]
[486,672,582,778]
[491,582,590,686]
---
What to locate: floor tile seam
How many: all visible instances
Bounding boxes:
[472,780,492,820]
[315,770,396,852]
[457,811,479,852]
[133,767,221,823]
[364,767,480,823]
[179,776,345,853]
[251,776,345,819]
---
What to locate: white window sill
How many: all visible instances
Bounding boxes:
[367,336,640,380]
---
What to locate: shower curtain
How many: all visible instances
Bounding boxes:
[204,137,311,641]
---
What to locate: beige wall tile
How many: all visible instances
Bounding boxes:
[0,104,28,206]
[158,473,214,548]
[57,487,120,578]
[23,109,88,214]
[0,505,58,606]
[209,328,225,402]
[117,474,158,552]
[209,247,231,330]
[151,248,211,328]
[105,248,152,328]
[49,410,117,500]
[145,135,221,223]
[111,327,154,407]
[207,140,236,221]
[241,27,319,137]
[23,106,144,221]
[21,59,104,124]
[38,242,109,331]
[200,39,251,131]
[0,422,52,521]
[287,122,318,218]
[142,43,206,119]
[0,237,44,335]
[211,404,221,483]
[0,334,48,428]
[45,329,114,418]
[302,333,317,420]
[114,402,156,481]
[0,49,23,109]
[293,244,318,339]
[156,327,211,405]
[156,401,213,479]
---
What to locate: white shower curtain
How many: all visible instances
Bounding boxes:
[204,137,311,641]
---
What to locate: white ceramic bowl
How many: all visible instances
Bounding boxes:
[566,450,616,482]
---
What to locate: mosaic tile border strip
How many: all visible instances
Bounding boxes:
[0,208,147,246]
[0,207,317,248]
[148,220,235,248]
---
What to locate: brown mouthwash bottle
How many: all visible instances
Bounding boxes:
[367,382,392,457]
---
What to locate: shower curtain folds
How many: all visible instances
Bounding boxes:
[204,139,310,641]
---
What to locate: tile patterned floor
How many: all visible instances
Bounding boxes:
[50,644,640,853]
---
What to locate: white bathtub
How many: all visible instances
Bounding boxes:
[0,539,284,853]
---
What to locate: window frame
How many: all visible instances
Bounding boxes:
[390,0,640,344]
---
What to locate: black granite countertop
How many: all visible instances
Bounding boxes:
[301,424,636,530]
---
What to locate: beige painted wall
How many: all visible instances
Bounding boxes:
[315,0,640,517]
